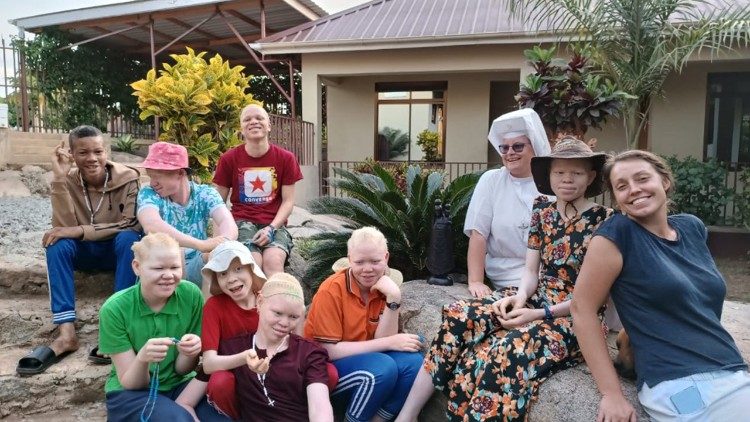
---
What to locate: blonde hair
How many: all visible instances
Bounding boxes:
[261,272,304,304]
[347,227,388,254]
[131,232,180,262]
[602,150,675,206]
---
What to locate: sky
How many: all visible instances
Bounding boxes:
[0,0,368,39]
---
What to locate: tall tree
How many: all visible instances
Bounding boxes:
[507,0,750,149]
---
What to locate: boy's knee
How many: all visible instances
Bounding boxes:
[46,238,77,258]
[207,370,236,395]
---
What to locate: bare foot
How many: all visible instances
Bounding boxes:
[48,323,80,356]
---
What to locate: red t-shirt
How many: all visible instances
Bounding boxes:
[220,333,329,422]
[214,143,303,225]
[201,294,259,352]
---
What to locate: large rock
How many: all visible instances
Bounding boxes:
[400,280,750,421]
[0,171,31,198]
[20,165,51,196]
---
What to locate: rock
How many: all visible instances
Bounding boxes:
[20,165,51,196]
[286,248,312,304]
[110,151,145,164]
[0,171,31,198]
[399,280,750,421]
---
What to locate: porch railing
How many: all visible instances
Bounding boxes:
[270,114,315,166]
[319,160,489,197]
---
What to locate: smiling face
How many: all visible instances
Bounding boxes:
[133,246,183,304]
[500,135,535,178]
[215,258,256,304]
[549,158,596,202]
[257,294,304,343]
[348,241,389,292]
[609,158,671,220]
[146,168,184,198]
[71,136,107,184]
[240,105,271,143]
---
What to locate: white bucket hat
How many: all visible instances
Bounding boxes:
[201,240,267,296]
[487,108,551,158]
[331,257,404,286]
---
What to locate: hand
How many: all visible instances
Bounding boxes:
[597,393,637,422]
[496,307,541,330]
[136,338,173,363]
[371,275,401,303]
[200,236,227,253]
[42,226,83,247]
[388,333,423,352]
[50,140,73,180]
[468,281,492,298]
[176,334,201,358]
[251,226,275,247]
[246,349,271,374]
[491,294,527,319]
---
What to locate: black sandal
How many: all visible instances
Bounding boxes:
[16,346,72,376]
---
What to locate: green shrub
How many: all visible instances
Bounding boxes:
[664,155,733,225]
[416,129,441,162]
[733,166,750,229]
[113,134,137,154]
[305,164,481,290]
[131,48,259,182]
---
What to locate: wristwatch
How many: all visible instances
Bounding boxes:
[386,301,401,310]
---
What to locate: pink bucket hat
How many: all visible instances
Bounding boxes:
[142,142,189,170]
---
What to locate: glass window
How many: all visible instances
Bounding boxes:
[706,73,750,163]
[375,82,446,162]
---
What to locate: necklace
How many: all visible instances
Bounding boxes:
[251,334,289,407]
[139,363,160,422]
[79,169,110,224]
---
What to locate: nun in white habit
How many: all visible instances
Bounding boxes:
[464,108,552,297]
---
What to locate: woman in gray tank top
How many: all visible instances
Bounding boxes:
[571,150,749,422]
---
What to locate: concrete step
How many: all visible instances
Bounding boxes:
[0,295,103,349]
[0,345,108,418]
[0,254,116,298]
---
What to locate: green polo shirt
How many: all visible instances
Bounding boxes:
[99,280,204,394]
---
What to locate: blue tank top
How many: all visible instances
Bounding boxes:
[595,213,746,389]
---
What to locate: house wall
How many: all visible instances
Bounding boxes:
[299,43,750,200]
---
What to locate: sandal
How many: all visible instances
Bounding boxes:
[88,346,112,365]
[16,346,73,376]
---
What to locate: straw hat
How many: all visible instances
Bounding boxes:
[331,257,404,286]
[530,137,609,198]
[201,241,267,296]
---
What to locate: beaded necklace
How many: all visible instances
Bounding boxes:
[139,363,160,422]
[79,168,110,224]
[251,334,289,407]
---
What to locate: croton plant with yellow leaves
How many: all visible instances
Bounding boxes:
[131,47,260,181]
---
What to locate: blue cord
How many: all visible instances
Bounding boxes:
[139,363,160,422]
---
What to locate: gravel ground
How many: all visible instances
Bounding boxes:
[0,197,51,257]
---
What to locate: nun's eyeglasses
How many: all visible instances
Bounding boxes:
[499,143,527,154]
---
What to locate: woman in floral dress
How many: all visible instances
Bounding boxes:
[396,137,613,421]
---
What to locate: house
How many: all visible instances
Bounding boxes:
[253,0,750,197]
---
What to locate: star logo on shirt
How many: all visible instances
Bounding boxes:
[250,176,265,192]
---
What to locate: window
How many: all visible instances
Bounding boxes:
[375,81,446,162]
[705,72,750,163]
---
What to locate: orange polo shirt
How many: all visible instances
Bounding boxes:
[304,269,386,343]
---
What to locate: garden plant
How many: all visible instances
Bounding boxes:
[304,163,481,289]
[131,48,259,181]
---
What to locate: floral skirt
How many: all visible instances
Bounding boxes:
[424,287,604,422]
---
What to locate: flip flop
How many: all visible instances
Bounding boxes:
[16,346,73,376]
[88,346,112,365]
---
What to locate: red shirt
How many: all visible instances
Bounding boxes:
[201,294,259,352]
[220,333,329,422]
[214,143,303,225]
[304,270,386,343]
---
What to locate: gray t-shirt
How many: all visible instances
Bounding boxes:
[595,213,746,389]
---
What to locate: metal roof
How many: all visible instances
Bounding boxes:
[254,0,549,53]
[254,0,750,54]
[9,0,327,64]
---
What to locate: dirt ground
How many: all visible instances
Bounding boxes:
[716,256,750,303]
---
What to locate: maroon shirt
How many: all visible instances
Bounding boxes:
[219,333,329,421]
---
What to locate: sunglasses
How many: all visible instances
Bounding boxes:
[499,143,527,154]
